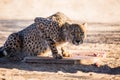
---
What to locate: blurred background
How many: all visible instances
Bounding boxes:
[0,0,120,23]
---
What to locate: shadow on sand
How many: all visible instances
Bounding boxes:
[0,57,120,75]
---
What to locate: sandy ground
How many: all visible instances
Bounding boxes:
[0,20,120,80]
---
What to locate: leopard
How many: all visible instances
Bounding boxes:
[0,12,87,61]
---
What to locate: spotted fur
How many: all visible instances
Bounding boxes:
[0,12,87,61]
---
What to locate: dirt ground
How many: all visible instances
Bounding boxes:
[0,20,120,80]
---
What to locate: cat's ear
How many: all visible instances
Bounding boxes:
[83,23,87,28]
[82,23,87,39]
